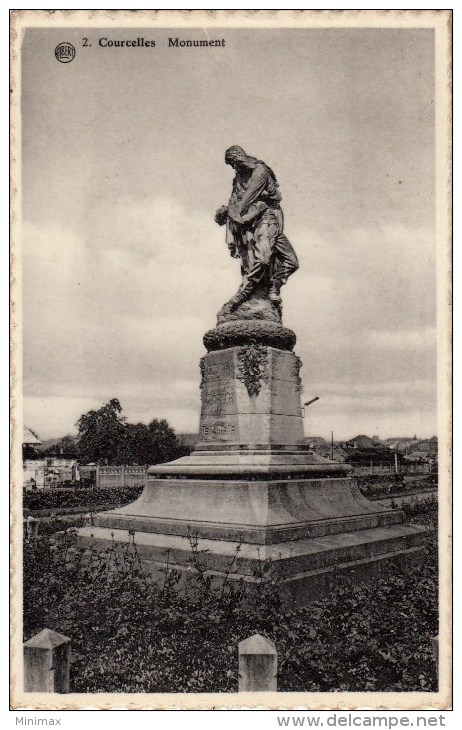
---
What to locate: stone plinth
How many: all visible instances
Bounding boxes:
[95,476,405,545]
[143,344,347,479]
[83,336,428,605]
[198,345,304,449]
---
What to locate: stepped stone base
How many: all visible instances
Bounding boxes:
[94,476,404,544]
[84,475,428,604]
[78,521,427,606]
[78,336,428,604]
[146,447,351,480]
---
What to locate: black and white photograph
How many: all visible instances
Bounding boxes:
[10,9,452,711]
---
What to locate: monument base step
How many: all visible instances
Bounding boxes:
[93,476,407,545]
[93,508,405,545]
[147,447,351,478]
[77,523,428,606]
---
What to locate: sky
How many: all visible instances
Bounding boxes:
[20,26,437,441]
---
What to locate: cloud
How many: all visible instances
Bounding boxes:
[19,27,437,441]
[23,197,232,384]
[285,221,435,332]
[281,221,436,387]
[22,204,436,440]
[22,199,235,436]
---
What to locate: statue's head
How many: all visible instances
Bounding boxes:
[225,145,248,168]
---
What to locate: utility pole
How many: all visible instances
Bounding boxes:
[331,431,334,461]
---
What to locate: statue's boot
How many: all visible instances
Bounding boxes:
[268,278,284,304]
[228,280,254,310]
[228,293,247,311]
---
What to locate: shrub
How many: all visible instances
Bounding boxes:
[357,474,437,500]
[35,515,89,536]
[398,495,438,526]
[23,485,144,513]
[23,506,438,694]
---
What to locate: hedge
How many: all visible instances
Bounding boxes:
[357,474,437,500]
[23,485,144,513]
[23,504,437,693]
[23,476,437,515]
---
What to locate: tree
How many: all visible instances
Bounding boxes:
[76,398,126,464]
[56,435,78,457]
[114,419,188,465]
[76,399,188,466]
[147,418,188,464]
[42,435,78,458]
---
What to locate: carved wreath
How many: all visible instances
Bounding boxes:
[236,342,268,397]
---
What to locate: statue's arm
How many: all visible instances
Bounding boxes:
[234,200,268,223]
[226,220,239,258]
[235,164,268,215]
[214,206,239,258]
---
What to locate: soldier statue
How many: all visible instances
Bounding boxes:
[215,146,299,313]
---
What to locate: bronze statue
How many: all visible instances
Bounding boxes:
[215,146,298,315]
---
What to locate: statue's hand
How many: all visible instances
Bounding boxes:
[228,244,239,259]
[215,205,229,226]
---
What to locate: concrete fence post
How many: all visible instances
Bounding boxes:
[24,628,71,693]
[238,633,277,692]
[26,515,40,538]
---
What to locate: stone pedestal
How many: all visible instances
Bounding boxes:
[83,329,428,604]
[197,345,304,448]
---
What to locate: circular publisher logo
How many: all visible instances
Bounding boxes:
[55,42,75,63]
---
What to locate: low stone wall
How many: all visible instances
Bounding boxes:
[97,466,147,489]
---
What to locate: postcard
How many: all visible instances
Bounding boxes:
[10,9,452,711]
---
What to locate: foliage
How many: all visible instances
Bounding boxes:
[397,496,438,526]
[76,398,188,466]
[34,515,89,536]
[23,485,144,513]
[23,507,438,694]
[22,444,41,460]
[41,435,79,458]
[76,399,127,464]
[357,474,437,500]
[346,448,402,466]
[116,419,188,466]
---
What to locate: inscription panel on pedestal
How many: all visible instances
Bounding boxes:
[200,350,235,384]
[198,347,305,445]
[200,418,238,442]
[201,383,237,417]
